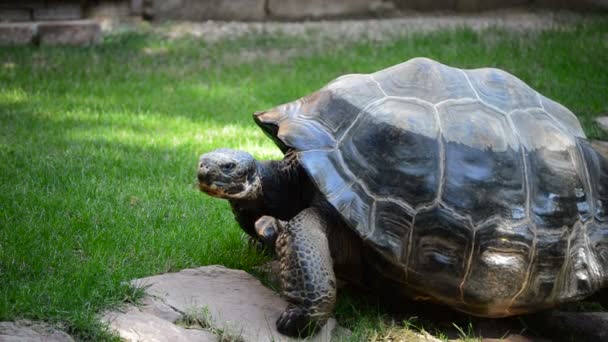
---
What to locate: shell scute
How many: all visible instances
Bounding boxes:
[370,200,414,263]
[321,74,385,137]
[277,119,335,151]
[464,67,541,113]
[298,149,374,238]
[462,220,533,315]
[511,110,586,229]
[438,102,525,222]
[408,206,474,301]
[577,139,608,222]
[373,57,476,103]
[339,98,440,207]
[539,95,585,138]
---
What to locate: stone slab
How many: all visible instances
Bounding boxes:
[84,1,132,18]
[534,0,608,10]
[37,20,101,46]
[33,2,82,21]
[456,0,529,11]
[0,22,36,45]
[103,265,345,342]
[0,320,74,342]
[153,0,266,21]
[102,298,218,342]
[267,0,374,19]
[131,0,143,16]
[0,8,32,22]
[393,0,457,11]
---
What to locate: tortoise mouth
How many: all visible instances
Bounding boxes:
[198,180,245,198]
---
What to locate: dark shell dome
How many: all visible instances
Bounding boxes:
[254,57,608,317]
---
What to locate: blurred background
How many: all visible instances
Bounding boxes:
[1,0,607,23]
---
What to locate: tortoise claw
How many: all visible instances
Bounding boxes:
[276,305,319,337]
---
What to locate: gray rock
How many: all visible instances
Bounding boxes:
[33,3,83,21]
[152,0,266,21]
[267,0,374,19]
[534,0,608,11]
[596,116,608,134]
[455,0,529,11]
[84,1,132,18]
[0,8,32,22]
[37,20,101,46]
[102,297,218,342]
[0,22,36,45]
[0,320,74,342]
[102,265,346,342]
[393,0,457,11]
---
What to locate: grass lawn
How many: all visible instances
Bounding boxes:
[1,18,607,341]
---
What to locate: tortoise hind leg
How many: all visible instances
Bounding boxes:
[275,207,337,337]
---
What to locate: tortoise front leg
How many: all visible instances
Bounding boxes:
[274,207,337,337]
[254,215,280,249]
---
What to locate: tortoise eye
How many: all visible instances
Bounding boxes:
[221,162,236,172]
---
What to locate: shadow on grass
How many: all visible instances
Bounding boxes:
[337,285,608,340]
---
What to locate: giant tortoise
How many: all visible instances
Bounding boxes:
[197,57,608,337]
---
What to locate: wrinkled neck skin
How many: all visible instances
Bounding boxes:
[228,152,314,240]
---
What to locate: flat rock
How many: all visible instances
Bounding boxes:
[0,23,37,45]
[102,265,346,342]
[0,320,74,342]
[38,20,101,46]
[152,0,266,21]
[102,297,218,342]
[596,116,608,134]
[267,0,374,19]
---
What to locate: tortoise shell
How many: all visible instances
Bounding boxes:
[254,58,608,317]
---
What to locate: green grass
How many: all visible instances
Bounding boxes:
[1,19,608,340]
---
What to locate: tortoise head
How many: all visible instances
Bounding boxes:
[197,148,261,200]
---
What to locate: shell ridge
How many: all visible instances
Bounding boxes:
[503,109,535,313]
[459,228,477,303]
[460,69,482,101]
[404,213,417,282]
[335,98,382,146]
[332,145,378,202]
[369,74,388,97]
[551,222,575,303]
[507,219,538,312]
[431,104,444,205]
[505,114,531,219]
[536,92,586,138]
[576,142,603,290]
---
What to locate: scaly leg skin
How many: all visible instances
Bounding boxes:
[274,207,337,337]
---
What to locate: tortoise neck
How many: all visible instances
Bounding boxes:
[258,152,314,220]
